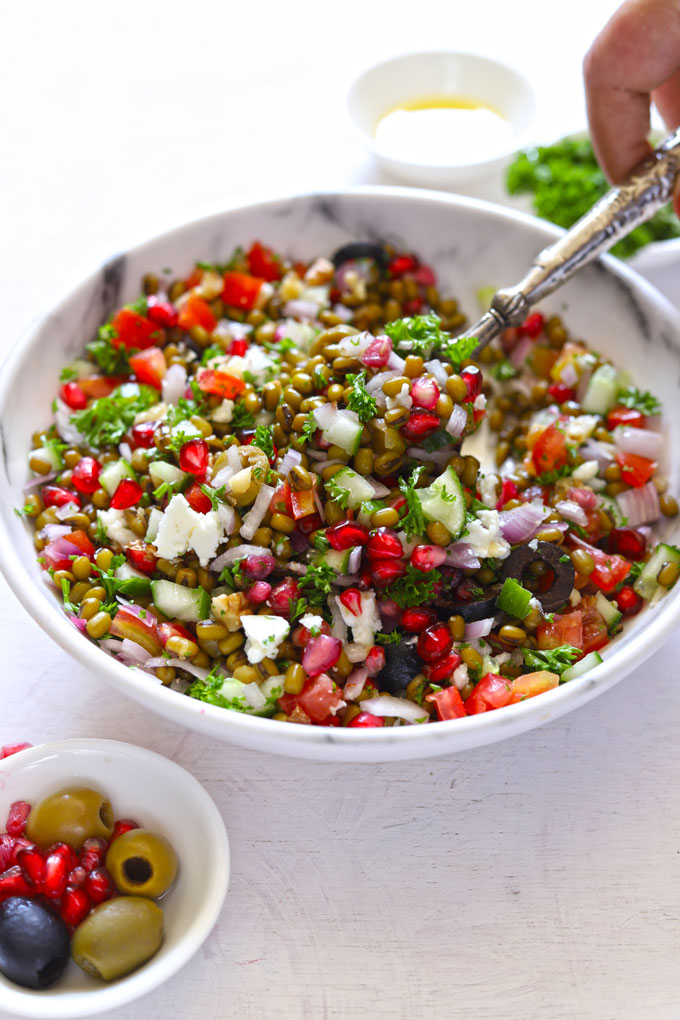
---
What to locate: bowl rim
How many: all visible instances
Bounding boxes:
[0,737,229,1018]
[1,184,679,760]
[344,48,538,169]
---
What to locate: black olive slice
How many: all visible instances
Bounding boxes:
[377,639,422,694]
[331,241,388,270]
[500,541,575,613]
[434,590,501,622]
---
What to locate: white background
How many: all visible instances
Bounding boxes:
[3,2,680,1018]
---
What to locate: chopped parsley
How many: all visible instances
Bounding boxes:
[345,370,378,423]
[325,474,351,508]
[60,366,79,382]
[616,386,662,416]
[441,335,479,372]
[384,312,449,358]
[200,345,225,366]
[230,402,256,431]
[298,561,336,606]
[199,484,227,510]
[60,578,79,616]
[521,644,581,675]
[398,466,427,538]
[490,359,518,381]
[386,565,442,608]
[313,532,330,552]
[92,553,151,603]
[86,327,132,376]
[252,424,275,460]
[375,631,401,645]
[534,464,572,486]
[70,384,157,449]
[299,414,318,445]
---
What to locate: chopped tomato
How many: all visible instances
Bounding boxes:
[111,307,159,350]
[425,686,467,720]
[177,295,217,334]
[42,530,94,572]
[537,611,583,651]
[185,482,213,514]
[547,383,575,403]
[129,347,166,390]
[59,381,88,410]
[247,241,282,282]
[290,489,316,519]
[184,267,204,289]
[388,253,418,276]
[42,485,81,508]
[221,271,265,310]
[156,621,195,648]
[196,369,245,400]
[78,376,123,398]
[569,535,631,593]
[509,671,559,703]
[464,673,513,715]
[615,451,656,488]
[607,406,646,430]
[496,477,519,510]
[580,598,610,654]
[125,542,158,575]
[270,481,293,516]
[109,604,161,656]
[297,512,322,535]
[146,296,178,328]
[278,674,344,725]
[531,423,567,474]
[521,312,545,338]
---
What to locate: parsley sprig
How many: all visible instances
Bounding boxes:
[384,312,448,357]
[252,424,275,460]
[398,466,427,539]
[386,565,442,608]
[521,644,580,675]
[345,370,378,423]
[70,384,157,449]
[298,561,336,607]
[616,386,662,416]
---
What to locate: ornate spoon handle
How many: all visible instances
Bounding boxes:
[460,128,680,350]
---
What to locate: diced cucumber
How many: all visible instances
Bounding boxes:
[561,650,603,683]
[497,577,532,619]
[417,465,465,539]
[594,591,622,633]
[320,410,363,455]
[149,461,186,488]
[328,467,376,509]
[634,542,680,600]
[150,580,210,622]
[582,364,619,414]
[316,547,353,572]
[216,675,283,716]
[99,459,136,496]
[145,507,164,543]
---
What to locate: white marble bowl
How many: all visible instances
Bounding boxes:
[1,187,679,762]
[0,739,229,1017]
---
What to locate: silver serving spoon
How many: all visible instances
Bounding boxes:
[456,128,680,352]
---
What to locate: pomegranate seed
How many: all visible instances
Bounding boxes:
[496,478,519,510]
[126,542,158,575]
[401,607,438,633]
[302,634,342,677]
[267,578,301,617]
[48,843,79,872]
[147,296,178,327]
[615,586,642,614]
[410,544,447,571]
[111,819,140,841]
[41,485,81,508]
[403,297,424,315]
[461,366,483,402]
[72,456,101,495]
[59,381,88,410]
[414,264,436,287]
[365,646,386,676]
[229,338,248,356]
[362,335,393,367]
[85,867,116,904]
[68,865,88,888]
[410,376,440,410]
[292,620,331,648]
[6,801,31,837]
[246,581,272,605]
[339,588,362,616]
[179,438,209,476]
[297,513,322,536]
[347,712,385,728]
[547,383,575,403]
[60,886,92,927]
[400,409,440,441]
[131,420,158,448]
[0,835,18,872]
[417,623,453,663]
[327,521,369,550]
[357,567,373,589]
[425,651,462,683]
[521,312,544,338]
[609,527,647,560]
[0,742,32,759]
[365,528,403,560]
[241,553,276,580]
[377,598,402,629]
[110,478,143,510]
[185,481,213,514]
[0,866,33,901]
[16,846,45,888]
[389,253,418,276]
[79,837,108,872]
[42,853,68,899]
[370,560,407,587]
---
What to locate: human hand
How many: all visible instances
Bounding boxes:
[584,0,680,215]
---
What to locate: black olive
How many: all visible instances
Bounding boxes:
[0,897,71,990]
[500,541,575,613]
[330,242,388,270]
[377,640,422,694]
[435,590,501,622]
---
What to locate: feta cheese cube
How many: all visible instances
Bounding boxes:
[464,509,511,560]
[153,494,223,566]
[241,615,290,664]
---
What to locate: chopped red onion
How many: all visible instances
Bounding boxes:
[68,613,88,633]
[278,449,303,478]
[333,574,361,587]
[55,397,84,445]
[283,299,319,320]
[498,503,546,543]
[366,370,400,394]
[240,484,275,541]
[445,404,467,437]
[568,486,599,509]
[335,260,372,291]
[217,503,236,536]
[575,364,594,402]
[310,459,346,473]
[332,304,354,322]
[227,444,242,472]
[423,359,449,386]
[387,351,406,372]
[613,426,663,460]
[214,319,252,342]
[360,695,426,724]
[559,361,579,387]
[310,401,338,431]
[242,682,267,711]
[555,500,589,527]
[407,446,450,464]
[286,561,308,575]
[162,363,188,405]
[143,658,210,680]
[101,637,152,665]
[23,471,56,491]
[210,543,265,572]
[306,449,328,462]
[346,642,369,663]
[344,668,368,700]
[43,523,72,541]
[465,617,494,639]
[509,334,533,368]
[312,486,326,522]
[118,441,132,462]
[336,330,372,357]
[54,502,80,521]
[366,478,391,498]
[579,439,615,469]
[210,464,236,489]
[445,543,481,569]
[347,548,362,574]
[615,482,661,526]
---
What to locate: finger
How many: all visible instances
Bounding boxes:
[584,0,680,182]
[652,66,680,128]
[675,176,680,219]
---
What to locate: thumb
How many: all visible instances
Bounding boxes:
[674,174,680,219]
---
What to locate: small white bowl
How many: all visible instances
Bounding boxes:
[0,739,229,1018]
[345,50,537,187]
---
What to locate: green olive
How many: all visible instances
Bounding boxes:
[105,829,178,899]
[71,897,164,981]
[25,787,114,850]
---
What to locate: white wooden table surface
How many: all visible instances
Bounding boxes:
[2,3,680,1018]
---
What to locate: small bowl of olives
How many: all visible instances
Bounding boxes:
[0,739,229,1018]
